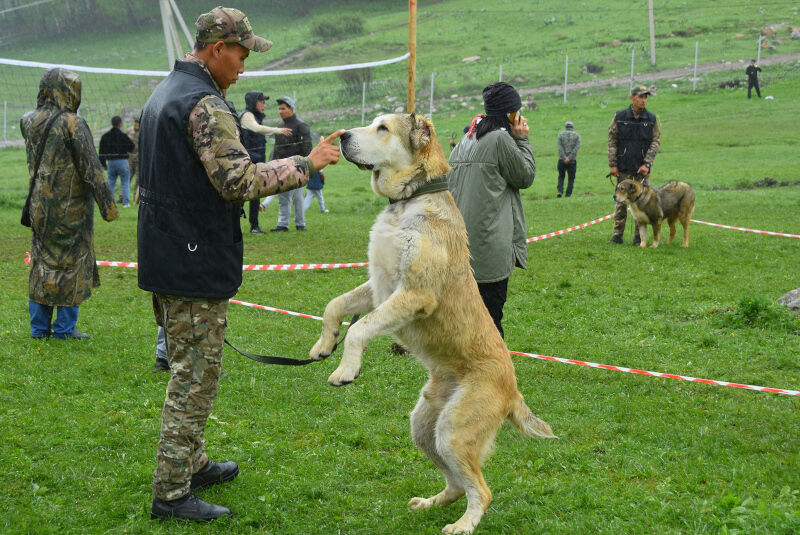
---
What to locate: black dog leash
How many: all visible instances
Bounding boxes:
[223,314,360,366]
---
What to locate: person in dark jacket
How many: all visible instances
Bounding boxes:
[99,115,135,207]
[607,85,661,244]
[21,68,118,339]
[138,7,343,522]
[746,59,762,99]
[240,90,291,233]
[270,96,312,231]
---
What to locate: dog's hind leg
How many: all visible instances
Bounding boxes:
[310,282,373,361]
[680,214,691,247]
[435,382,506,534]
[328,289,436,386]
[666,215,678,244]
[650,218,663,248]
[408,376,465,511]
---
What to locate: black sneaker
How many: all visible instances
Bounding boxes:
[151,492,232,521]
[557,193,562,198]
[250,227,266,234]
[152,357,170,372]
[31,331,51,339]
[270,226,288,232]
[296,226,307,231]
[607,235,623,244]
[191,460,239,491]
[53,331,91,340]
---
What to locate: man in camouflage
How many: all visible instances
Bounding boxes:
[138,6,343,521]
[607,85,661,244]
[21,68,118,340]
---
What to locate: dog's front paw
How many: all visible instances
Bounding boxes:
[327,363,361,387]
[408,497,434,510]
[649,243,659,249]
[309,332,338,361]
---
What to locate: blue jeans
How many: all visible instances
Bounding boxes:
[29,301,79,338]
[107,159,131,205]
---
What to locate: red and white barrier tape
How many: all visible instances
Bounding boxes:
[691,219,800,239]
[527,213,613,243]
[227,298,799,397]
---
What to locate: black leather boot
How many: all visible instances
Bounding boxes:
[607,234,623,244]
[151,492,232,521]
[191,460,239,491]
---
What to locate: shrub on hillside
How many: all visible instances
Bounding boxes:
[311,15,364,41]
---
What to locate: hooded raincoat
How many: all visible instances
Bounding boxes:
[21,68,118,306]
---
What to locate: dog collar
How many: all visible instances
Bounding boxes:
[389,176,449,204]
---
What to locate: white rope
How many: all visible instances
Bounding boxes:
[0,52,410,77]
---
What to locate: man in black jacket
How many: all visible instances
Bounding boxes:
[99,115,135,207]
[746,59,762,99]
[607,85,661,244]
[270,96,312,231]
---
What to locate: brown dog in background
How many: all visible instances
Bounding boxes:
[613,179,696,248]
[310,113,555,534]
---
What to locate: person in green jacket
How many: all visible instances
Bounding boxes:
[447,82,536,338]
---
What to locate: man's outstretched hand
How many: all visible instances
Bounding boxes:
[309,130,346,172]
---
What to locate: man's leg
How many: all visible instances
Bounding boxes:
[476,279,508,339]
[755,81,761,98]
[120,160,131,206]
[153,326,169,372]
[107,165,118,200]
[274,192,291,230]
[556,160,566,197]
[303,189,313,213]
[610,173,632,242]
[29,301,53,338]
[248,199,261,231]
[292,189,306,229]
[565,161,577,197]
[315,190,327,212]
[52,306,80,338]
[748,82,753,99]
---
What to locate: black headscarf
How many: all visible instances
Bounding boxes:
[244,90,267,122]
[482,82,521,117]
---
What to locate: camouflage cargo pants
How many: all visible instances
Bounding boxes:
[151,293,228,501]
[612,172,651,237]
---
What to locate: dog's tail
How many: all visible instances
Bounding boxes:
[507,393,557,439]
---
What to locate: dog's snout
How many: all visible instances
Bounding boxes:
[340,131,352,143]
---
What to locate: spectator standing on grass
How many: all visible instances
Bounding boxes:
[99,115,135,207]
[607,84,660,245]
[447,82,535,339]
[556,120,580,198]
[303,170,329,213]
[127,118,141,204]
[21,68,118,339]
[746,59,762,99]
[240,90,292,233]
[137,6,343,522]
[270,96,312,232]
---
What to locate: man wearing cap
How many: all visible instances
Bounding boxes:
[607,85,661,245]
[240,91,292,233]
[137,6,343,522]
[270,96,312,232]
[745,59,762,99]
[556,120,580,198]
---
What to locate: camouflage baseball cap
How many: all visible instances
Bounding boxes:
[195,6,272,52]
[630,84,651,96]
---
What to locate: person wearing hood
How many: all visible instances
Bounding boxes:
[447,82,535,338]
[21,68,119,340]
[240,90,291,233]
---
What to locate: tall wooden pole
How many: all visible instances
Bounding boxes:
[648,0,656,66]
[408,0,417,113]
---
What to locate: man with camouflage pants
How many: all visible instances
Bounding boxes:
[138,6,343,521]
[608,85,661,245]
[21,68,118,340]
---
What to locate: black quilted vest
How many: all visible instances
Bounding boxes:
[240,111,266,164]
[614,106,656,173]
[137,60,243,298]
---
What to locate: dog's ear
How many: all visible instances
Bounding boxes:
[410,114,432,151]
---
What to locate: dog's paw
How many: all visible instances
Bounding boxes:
[408,497,434,510]
[649,243,659,249]
[327,364,361,387]
[309,333,337,361]
[442,521,475,534]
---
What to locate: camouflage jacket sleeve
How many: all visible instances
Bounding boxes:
[69,116,118,221]
[189,95,312,202]
[607,115,619,167]
[644,117,660,166]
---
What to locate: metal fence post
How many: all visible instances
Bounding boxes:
[361,81,366,125]
[563,55,568,104]
[757,35,762,65]
[429,72,435,119]
[3,101,6,143]
[693,41,699,92]
[630,49,635,92]
[499,64,503,82]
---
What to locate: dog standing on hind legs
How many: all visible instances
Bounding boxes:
[613,179,696,248]
[309,113,555,534]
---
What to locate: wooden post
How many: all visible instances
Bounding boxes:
[408,0,417,113]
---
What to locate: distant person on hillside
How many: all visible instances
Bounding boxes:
[607,85,661,245]
[21,68,118,339]
[270,96,312,232]
[303,170,329,213]
[556,120,580,198]
[447,82,535,338]
[99,115,135,208]
[746,59,762,99]
[240,90,292,233]
[127,118,141,204]
[137,6,342,522]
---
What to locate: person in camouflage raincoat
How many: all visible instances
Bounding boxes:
[21,68,118,339]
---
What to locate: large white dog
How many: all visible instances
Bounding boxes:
[310,113,555,534]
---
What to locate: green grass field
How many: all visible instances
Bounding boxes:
[1,1,800,533]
